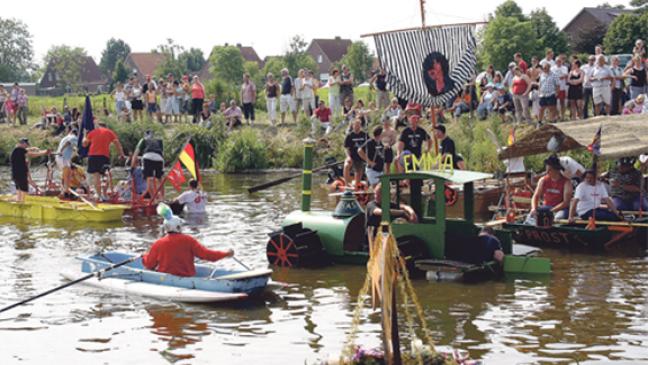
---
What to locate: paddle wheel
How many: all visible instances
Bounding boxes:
[266,223,328,268]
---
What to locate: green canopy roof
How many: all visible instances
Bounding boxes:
[385,169,492,184]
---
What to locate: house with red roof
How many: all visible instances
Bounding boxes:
[306,37,352,82]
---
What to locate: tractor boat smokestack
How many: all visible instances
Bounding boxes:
[301,138,315,212]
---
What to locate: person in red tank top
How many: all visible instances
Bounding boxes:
[142,213,234,277]
[528,155,573,222]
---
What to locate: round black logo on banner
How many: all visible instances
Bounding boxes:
[422,52,454,96]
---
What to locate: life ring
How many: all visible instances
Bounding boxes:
[444,184,458,207]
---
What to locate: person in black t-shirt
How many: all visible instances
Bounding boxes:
[396,114,432,172]
[433,124,464,169]
[358,126,385,187]
[10,138,49,202]
[343,118,368,186]
[365,183,418,228]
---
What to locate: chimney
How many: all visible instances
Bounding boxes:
[236,43,242,48]
[334,36,341,40]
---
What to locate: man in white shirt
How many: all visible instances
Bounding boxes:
[56,127,78,196]
[559,156,586,181]
[551,57,569,120]
[581,55,596,118]
[569,170,620,222]
[591,55,614,116]
[173,179,207,214]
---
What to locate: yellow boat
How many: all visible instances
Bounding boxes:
[0,195,127,223]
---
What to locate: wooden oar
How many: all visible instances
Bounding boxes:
[247,160,343,194]
[0,255,141,314]
[556,219,648,228]
[67,188,101,211]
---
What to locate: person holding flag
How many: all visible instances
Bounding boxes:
[82,120,125,201]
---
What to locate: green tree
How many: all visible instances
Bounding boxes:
[244,61,262,88]
[43,45,88,91]
[603,12,648,53]
[208,45,245,84]
[112,59,129,84]
[529,8,568,55]
[262,56,288,79]
[99,38,130,79]
[0,17,34,81]
[284,35,317,75]
[494,0,526,21]
[630,0,646,8]
[178,47,205,73]
[153,39,187,78]
[480,16,537,71]
[340,41,374,83]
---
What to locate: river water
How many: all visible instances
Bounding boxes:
[1,170,648,364]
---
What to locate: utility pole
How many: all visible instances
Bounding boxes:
[419,0,426,28]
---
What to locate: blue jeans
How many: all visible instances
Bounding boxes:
[477,103,492,120]
[613,196,648,211]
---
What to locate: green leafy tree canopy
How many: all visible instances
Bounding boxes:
[480,16,537,71]
[284,35,317,76]
[0,17,34,81]
[178,48,205,73]
[340,41,374,83]
[208,45,245,84]
[112,59,129,85]
[43,45,89,91]
[529,8,568,55]
[494,0,526,21]
[153,38,187,79]
[99,38,131,79]
[603,12,648,54]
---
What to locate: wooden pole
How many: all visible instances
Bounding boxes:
[359,21,488,38]
[391,276,402,365]
[419,0,426,28]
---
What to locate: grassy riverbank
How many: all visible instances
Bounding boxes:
[1,94,593,173]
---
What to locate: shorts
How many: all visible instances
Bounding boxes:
[593,87,611,105]
[365,167,383,186]
[13,175,28,192]
[56,156,71,170]
[280,94,295,113]
[115,100,126,112]
[131,99,144,110]
[87,155,110,174]
[143,158,163,179]
[384,148,394,163]
[351,159,365,171]
[539,95,557,107]
[147,103,157,113]
[557,90,566,101]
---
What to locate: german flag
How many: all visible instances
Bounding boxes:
[178,142,201,183]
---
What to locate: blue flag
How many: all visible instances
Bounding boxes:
[77,96,95,158]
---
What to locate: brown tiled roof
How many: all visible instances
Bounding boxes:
[563,7,632,32]
[79,56,106,83]
[126,52,166,77]
[311,38,352,63]
[238,46,262,65]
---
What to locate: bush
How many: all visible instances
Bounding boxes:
[167,123,226,168]
[215,128,267,172]
[105,118,165,155]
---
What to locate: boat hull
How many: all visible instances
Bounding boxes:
[0,195,127,222]
[67,251,272,302]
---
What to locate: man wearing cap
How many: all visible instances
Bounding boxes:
[433,124,464,169]
[526,155,573,224]
[82,121,125,200]
[142,208,233,277]
[133,130,164,201]
[569,169,620,223]
[56,126,79,197]
[609,157,646,211]
[10,138,49,202]
[396,114,432,172]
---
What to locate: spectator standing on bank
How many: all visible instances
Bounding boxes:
[624,55,647,99]
[511,66,532,124]
[567,60,585,119]
[537,62,560,124]
[265,73,279,126]
[591,55,613,116]
[240,73,257,125]
[190,75,205,124]
[294,69,304,115]
[581,55,596,118]
[279,68,297,125]
[340,65,354,106]
[328,68,341,116]
[609,56,625,115]
[17,88,28,125]
[301,70,315,117]
[551,57,569,121]
[130,79,144,121]
[371,68,389,110]
[514,52,528,73]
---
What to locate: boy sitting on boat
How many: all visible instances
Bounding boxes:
[525,155,573,225]
[142,204,233,277]
[568,169,620,223]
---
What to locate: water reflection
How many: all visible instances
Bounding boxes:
[0,170,648,363]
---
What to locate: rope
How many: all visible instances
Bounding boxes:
[340,274,371,363]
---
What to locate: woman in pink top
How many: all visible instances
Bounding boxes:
[511,67,532,124]
[190,76,205,124]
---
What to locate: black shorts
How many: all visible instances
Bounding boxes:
[143,159,164,179]
[87,155,110,174]
[191,98,203,115]
[13,175,28,192]
[131,99,144,110]
[539,95,557,107]
[384,147,394,163]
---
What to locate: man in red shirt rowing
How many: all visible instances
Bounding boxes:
[142,207,234,277]
[82,121,125,201]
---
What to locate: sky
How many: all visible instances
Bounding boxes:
[3,0,632,65]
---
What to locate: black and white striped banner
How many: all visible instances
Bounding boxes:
[373,25,477,107]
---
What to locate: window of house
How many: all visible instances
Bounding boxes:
[317,55,323,64]
[48,72,53,82]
